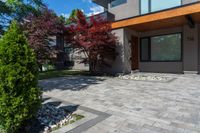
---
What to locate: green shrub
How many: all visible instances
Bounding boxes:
[0,21,41,133]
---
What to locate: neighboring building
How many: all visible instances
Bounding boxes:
[92,0,200,74]
[55,36,89,70]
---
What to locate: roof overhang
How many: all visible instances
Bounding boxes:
[92,0,108,8]
[111,2,200,32]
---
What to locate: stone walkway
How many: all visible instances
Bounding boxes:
[40,73,200,133]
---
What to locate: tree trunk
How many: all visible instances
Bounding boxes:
[89,59,99,75]
[38,64,43,72]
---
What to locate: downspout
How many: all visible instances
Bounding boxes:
[198,24,200,74]
[182,26,184,74]
[122,28,126,75]
[138,32,142,72]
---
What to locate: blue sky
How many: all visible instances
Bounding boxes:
[43,0,104,18]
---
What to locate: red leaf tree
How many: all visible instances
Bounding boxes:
[23,9,65,70]
[67,11,118,74]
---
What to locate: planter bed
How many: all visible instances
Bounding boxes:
[17,103,84,133]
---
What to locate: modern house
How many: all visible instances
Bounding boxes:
[92,0,200,74]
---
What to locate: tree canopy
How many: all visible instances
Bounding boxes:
[23,9,65,69]
[67,11,118,74]
[0,0,45,34]
[65,9,83,24]
[0,21,41,133]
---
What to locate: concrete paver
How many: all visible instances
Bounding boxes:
[40,73,200,132]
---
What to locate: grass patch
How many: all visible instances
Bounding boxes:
[72,114,85,121]
[39,70,90,80]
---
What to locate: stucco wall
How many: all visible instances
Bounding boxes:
[139,62,183,73]
[124,28,139,73]
[102,28,125,74]
[73,62,89,70]
[139,27,183,73]
[108,0,139,21]
[72,50,89,70]
[183,25,198,72]
[104,28,139,74]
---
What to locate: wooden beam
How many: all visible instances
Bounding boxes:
[112,3,200,29]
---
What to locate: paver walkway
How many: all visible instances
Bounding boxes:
[40,73,200,133]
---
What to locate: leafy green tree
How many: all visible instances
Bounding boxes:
[0,21,41,133]
[59,15,66,23]
[0,0,45,34]
[66,9,82,24]
[6,0,44,20]
[0,1,11,34]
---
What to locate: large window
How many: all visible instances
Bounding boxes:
[110,0,127,8]
[140,33,182,62]
[140,0,182,15]
[140,0,149,15]
[141,38,150,61]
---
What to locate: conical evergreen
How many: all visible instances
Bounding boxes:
[0,21,41,133]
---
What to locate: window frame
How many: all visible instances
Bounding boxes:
[110,0,127,8]
[140,32,183,62]
[139,0,183,15]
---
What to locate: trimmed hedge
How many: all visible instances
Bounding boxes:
[0,21,41,133]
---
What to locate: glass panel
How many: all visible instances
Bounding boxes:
[140,0,149,14]
[110,0,127,8]
[151,0,181,12]
[151,34,181,61]
[141,38,149,61]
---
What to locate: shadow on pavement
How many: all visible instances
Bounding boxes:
[39,76,105,92]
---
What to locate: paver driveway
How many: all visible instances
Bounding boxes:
[40,73,200,133]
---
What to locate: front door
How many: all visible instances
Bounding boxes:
[131,36,139,70]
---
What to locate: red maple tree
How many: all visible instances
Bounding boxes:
[67,11,118,74]
[23,9,65,70]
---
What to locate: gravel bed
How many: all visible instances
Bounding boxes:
[17,103,83,133]
[37,103,72,133]
[118,74,170,82]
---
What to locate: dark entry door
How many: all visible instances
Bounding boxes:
[131,36,139,70]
